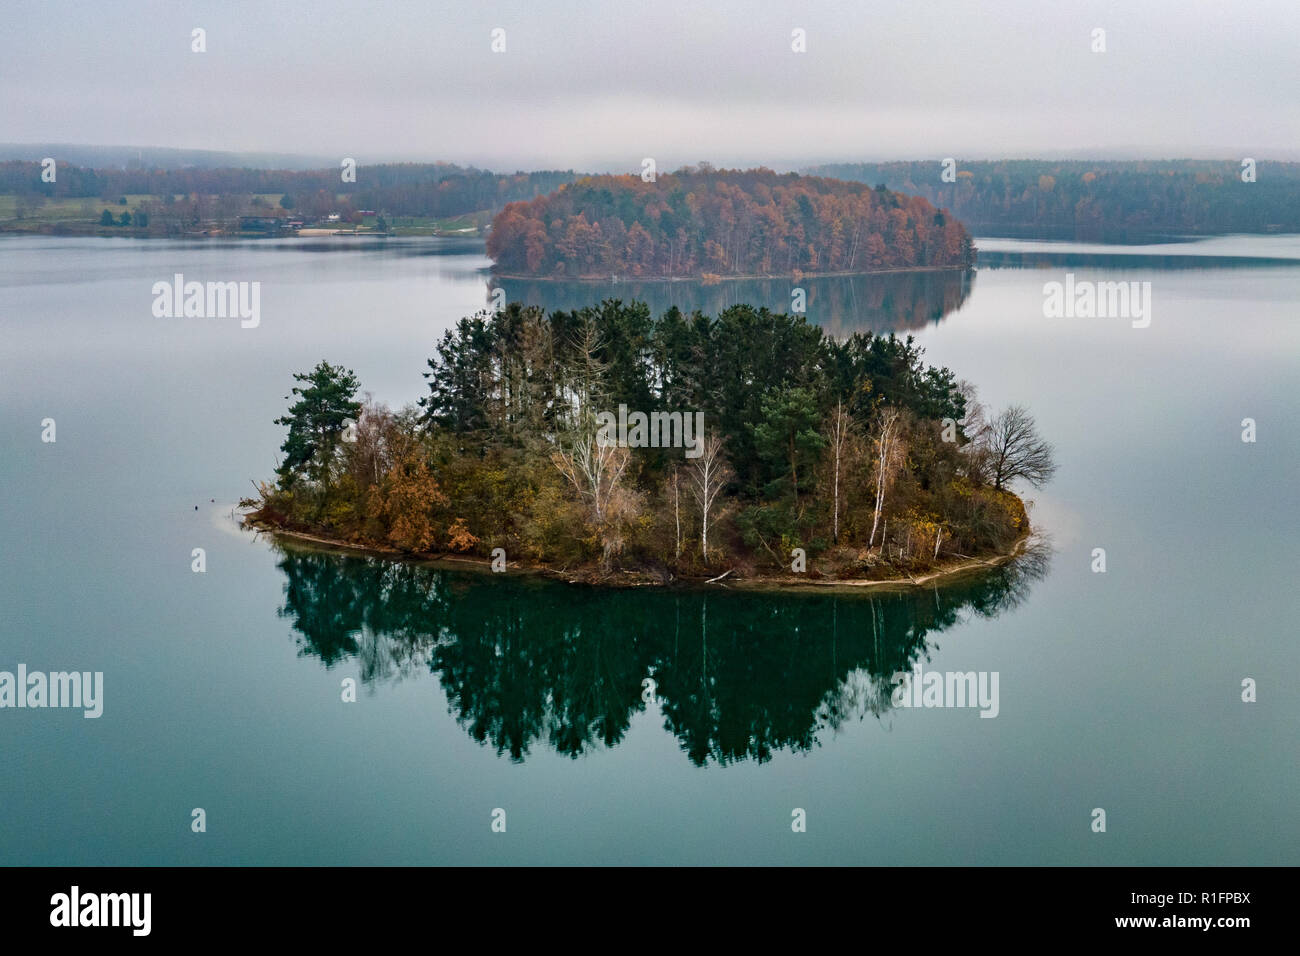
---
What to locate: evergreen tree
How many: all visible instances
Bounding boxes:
[750,387,827,499]
[420,315,495,433]
[275,361,363,488]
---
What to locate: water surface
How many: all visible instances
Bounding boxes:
[1,234,1296,864]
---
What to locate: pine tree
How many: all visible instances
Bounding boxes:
[275,361,363,489]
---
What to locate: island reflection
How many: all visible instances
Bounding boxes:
[491,267,975,336]
[272,541,1048,766]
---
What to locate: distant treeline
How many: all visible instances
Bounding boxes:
[0,160,576,219]
[486,167,975,279]
[808,159,1300,238]
[12,156,1300,238]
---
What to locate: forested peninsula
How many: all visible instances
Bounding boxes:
[486,168,975,279]
[810,159,1300,238]
[244,300,1054,588]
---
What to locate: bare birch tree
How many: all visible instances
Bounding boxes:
[824,399,857,544]
[551,321,636,562]
[688,434,732,562]
[868,406,905,549]
[668,464,683,559]
[551,430,632,524]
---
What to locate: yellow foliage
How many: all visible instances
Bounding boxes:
[446,517,479,553]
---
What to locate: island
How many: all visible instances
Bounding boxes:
[486,167,974,279]
[242,299,1055,589]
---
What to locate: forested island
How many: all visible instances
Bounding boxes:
[486,167,974,279]
[809,159,1300,238]
[243,300,1055,588]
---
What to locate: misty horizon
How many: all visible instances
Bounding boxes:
[3,0,1297,170]
[7,141,1300,176]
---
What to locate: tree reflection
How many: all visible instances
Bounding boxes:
[491,268,974,336]
[271,538,1049,765]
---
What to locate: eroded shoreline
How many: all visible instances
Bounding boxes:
[243,515,1032,595]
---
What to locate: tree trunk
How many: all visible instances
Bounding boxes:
[673,470,681,559]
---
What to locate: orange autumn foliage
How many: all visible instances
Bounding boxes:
[367,457,449,552]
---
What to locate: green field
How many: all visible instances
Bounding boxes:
[385,212,488,236]
[0,193,155,225]
[0,194,491,236]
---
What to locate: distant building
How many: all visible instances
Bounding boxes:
[238,216,287,234]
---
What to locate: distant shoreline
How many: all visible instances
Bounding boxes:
[0,224,454,239]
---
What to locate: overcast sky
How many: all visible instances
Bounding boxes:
[3,0,1298,171]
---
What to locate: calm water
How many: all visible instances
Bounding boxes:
[1,234,1296,865]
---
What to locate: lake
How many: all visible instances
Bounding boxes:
[1,233,1296,864]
